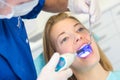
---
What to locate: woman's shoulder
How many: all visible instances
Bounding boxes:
[107,70,120,80]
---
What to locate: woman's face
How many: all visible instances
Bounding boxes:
[50,18,100,72]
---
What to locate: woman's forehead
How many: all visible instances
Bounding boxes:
[51,18,80,31]
[50,18,82,40]
[50,19,75,33]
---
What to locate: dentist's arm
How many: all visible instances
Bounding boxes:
[37,53,73,80]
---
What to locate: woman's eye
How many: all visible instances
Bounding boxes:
[77,27,84,32]
[61,37,68,44]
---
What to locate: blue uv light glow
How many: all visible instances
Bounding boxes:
[76,44,92,57]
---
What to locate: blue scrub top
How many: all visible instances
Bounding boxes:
[0,0,45,79]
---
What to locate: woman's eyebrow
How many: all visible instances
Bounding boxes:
[73,22,83,27]
[74,23,81,27]
[57,23,82,39]
[57,32,65,39]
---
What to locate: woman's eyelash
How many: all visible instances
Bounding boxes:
[77,27,84,32]
[61,37,67,44]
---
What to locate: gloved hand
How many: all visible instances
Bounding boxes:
[37,52,73,80]
[67,0,101,23]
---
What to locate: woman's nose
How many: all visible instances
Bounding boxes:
[73,33,83,43]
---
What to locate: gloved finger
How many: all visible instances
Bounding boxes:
[46,52,60,70]
[90,6,101,23]
[68,0,89,13]
[58,68,73,79]
[89,0,95,16]
[79,0,89,13]
[89,0,101,23]
[85,0,91,6]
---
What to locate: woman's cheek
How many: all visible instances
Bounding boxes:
[60,46,74,54]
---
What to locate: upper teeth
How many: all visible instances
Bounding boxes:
[80,51,90,58]
[77,44,92,58]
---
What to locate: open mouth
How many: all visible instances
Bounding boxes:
[76,44,92,58]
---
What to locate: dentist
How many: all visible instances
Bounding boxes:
[0,0,100,80]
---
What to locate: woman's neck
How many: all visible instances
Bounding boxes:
[74,63,109,80]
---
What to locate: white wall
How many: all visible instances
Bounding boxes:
[24,0,120,70]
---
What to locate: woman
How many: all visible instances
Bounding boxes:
[43,12,120,80]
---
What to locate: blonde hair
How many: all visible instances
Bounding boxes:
[43,13,113,80]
